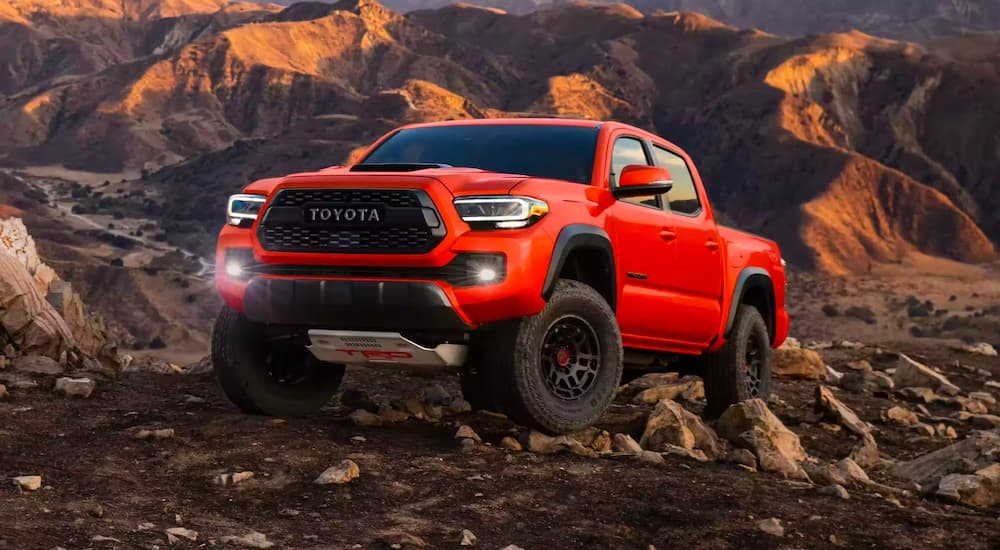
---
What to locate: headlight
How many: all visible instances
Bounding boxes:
[227,194,267,227]
[453,196,549,230]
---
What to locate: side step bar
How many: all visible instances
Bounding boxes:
[306,329,468,368]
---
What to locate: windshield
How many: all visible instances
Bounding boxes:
[357,124,599,184]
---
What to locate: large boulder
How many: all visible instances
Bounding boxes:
[0,218,58,294]
[891,431,1000,508]
[0,252,76,358]
[716,399,809,479]
[891,354,961,396]
[640,399,722,459]
[772,347,825,380]
[0,217,120,372]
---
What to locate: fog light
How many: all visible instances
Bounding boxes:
[476,267,498,283]
[225,262,244,278]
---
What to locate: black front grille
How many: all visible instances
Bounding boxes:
[260,226,434,252]
[257,188,445,254]
[272,189,421,208]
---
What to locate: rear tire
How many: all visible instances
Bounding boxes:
[702,304,772,418]
[211,306,345,417]
[477,279,624,434]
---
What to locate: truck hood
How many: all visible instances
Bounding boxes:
[244,167,529,197]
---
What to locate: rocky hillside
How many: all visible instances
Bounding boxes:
[0,0,280,96]
[0,0,998,274]
[362,0,1000,41]
[0,217,121,384]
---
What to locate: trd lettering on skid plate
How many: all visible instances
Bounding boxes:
[336,349,413,360]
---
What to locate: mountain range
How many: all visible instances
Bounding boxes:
[1,0,999,275]
[257,0,1000,41]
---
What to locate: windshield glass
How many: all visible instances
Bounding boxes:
[357,124,599,184]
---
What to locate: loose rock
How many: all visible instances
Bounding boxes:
[570,427,613,453]
[12,476,42,491]
[883,406,918,427]
[898,387,939,404]
[219,531,274,548]
[632,377,704,404]
[716,399,808,479]
[637,450,666,465]
[725,448,757,470]
[969,392,996,406]
[12,355,63,375]
[936,464,1000,508]
[891,430,1000,507]
[891,355,960,396]
[135,428,175,440]
[0,384,7,399]
[214,471,254,486]
[521,430,597,458]
[454,425,481,443]
[951,342,998,357]
[460,529,477,546]
[165,527,198,544]
[349,409,382,427]
[612,433,643,455]
[448,398,472,414]
[772,347,825,380]
[500,436,522,451]
[53,377,94,398]
[314,460,360,485]
[821,484,850,500]
[640,399,722,459]
[615,372,681,402]
[815,386,874,441]
[756,517,784,537]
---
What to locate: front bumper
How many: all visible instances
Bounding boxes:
[215,219,554,331]
[241,278,470,331]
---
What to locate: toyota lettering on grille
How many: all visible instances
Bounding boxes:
[303,203,386,224]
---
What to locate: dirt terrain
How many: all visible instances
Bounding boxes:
[1,343,998,550]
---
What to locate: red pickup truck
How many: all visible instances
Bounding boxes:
[212,118,789,434]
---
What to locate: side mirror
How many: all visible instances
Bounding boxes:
[613,164,673,199]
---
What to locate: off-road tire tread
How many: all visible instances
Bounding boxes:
[702,304,772,419]
[481,279,624,434]
[211,306,345,417]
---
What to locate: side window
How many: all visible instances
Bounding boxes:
[611,137,660,209]
[650,145,702,215]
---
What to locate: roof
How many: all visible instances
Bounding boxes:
[398,117,605,130]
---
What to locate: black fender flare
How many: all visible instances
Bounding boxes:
[723,267,776,338]
[541,224,617,310]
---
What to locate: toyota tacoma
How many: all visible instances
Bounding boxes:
[212,118,790,434]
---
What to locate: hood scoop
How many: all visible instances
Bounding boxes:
[349,163,454,172]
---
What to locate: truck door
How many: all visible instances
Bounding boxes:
[606,135,681,346]
[648,143,724,345]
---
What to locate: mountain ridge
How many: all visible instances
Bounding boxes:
[1,0,998,275]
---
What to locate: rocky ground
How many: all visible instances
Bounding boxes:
[1,338,999,549]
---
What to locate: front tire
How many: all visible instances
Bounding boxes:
[478,279,624,434]
[211,306,345,417]
[702,304,772,418]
